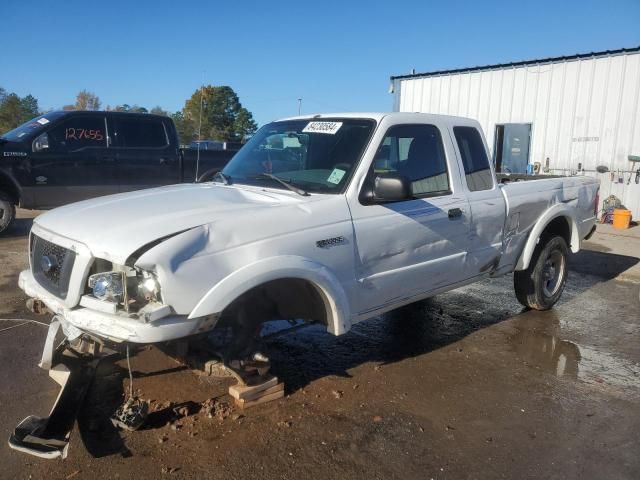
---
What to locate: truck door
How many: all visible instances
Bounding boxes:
[27,113,117,208]
[112,115,180,192]
[348,123,471,316]
[451,126,507,275]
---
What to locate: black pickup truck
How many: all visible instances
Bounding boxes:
[0,110,236,233]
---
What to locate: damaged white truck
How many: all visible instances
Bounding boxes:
[10,112,599,458]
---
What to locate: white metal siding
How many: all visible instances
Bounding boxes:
[394,51,640,218]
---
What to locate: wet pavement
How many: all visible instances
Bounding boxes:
[0,211,639,479]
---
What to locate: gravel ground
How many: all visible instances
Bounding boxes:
[0,210,638,480]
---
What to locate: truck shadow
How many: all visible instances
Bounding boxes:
[265,247,638,392]
[2,217,35,238]
[570,248,639,280]
[76,360,191,458]
[265,292,517,392]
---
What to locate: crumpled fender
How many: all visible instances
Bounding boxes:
[515,204,580,271]
[187,255,352,336]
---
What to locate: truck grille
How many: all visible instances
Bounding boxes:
[31,234,76,299]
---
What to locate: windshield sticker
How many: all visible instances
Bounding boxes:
[302,121,343,135]
[37,118,50,125]
[327,168,346,184]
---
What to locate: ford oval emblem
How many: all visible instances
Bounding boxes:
[40,255,57,273]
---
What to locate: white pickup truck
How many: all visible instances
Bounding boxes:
[12,112,599,458]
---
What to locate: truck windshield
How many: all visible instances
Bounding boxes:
[221,118,375,194]
[0,112,66,142]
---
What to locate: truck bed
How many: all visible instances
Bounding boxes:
[496,173,566,183]
[181,149,237,182]
[496,174,599,272]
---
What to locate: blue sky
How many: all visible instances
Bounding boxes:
[1,0,639,126]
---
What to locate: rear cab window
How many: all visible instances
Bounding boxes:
[373,124,450,197]
[453,126,494,192]
[114,117,168,148]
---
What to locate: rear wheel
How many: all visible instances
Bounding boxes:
[0,191,16,235]
[514,235,569,310]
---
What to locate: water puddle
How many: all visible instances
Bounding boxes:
[510,323,640,392]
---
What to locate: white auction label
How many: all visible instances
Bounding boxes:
[302,121,343,135]
[327,168,346,184]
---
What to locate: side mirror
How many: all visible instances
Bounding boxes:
[32,132,49,152]
[373,173,412,202]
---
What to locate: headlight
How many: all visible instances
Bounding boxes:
[87,267,162,312]
[88,272,124,302]
[138,272,160,301]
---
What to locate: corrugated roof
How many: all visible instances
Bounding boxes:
[390,46,640,80]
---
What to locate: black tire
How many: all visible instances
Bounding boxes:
[196,167,220,183]
[514,235,569,310]
[0,191,16,235]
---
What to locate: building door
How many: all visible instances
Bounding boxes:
[494,123,531,174]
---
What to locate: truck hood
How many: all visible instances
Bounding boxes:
[0,139,28,155]
[34,183,302,264]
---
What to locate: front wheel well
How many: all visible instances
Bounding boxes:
[0,173,20,204]
[218,278,329,328]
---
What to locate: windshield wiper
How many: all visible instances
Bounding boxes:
[213,171,232,185]
[254,173,309,197]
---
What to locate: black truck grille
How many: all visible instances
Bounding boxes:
[31,235,76,299]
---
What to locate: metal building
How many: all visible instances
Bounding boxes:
[390,47,640,218]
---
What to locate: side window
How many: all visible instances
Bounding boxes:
[373,124,450,196]
[453,126,493,192]
[115,118,168,148]
[37,116,107,153]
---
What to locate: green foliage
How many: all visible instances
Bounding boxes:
[150,106,169,116]
[0,88,40,134]
[70,90,101,110]
[0,85,256,143]
[170,111,195,146]
[182,85,257,143]
[108,104,148,113]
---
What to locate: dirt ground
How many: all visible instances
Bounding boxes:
[0,210,639,480]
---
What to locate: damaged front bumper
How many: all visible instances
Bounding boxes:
[10,268,220,459]
[19,269,219,344]
[8,319,101,459]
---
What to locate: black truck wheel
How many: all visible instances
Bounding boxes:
[196,168,220,183]
[0,191,16,235]
[514,235,569,310]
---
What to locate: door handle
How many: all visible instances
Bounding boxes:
[159,157,175,165]
[448,207,463,219]
[101,156,115,163]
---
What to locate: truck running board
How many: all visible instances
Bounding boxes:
[8,353,100,459]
